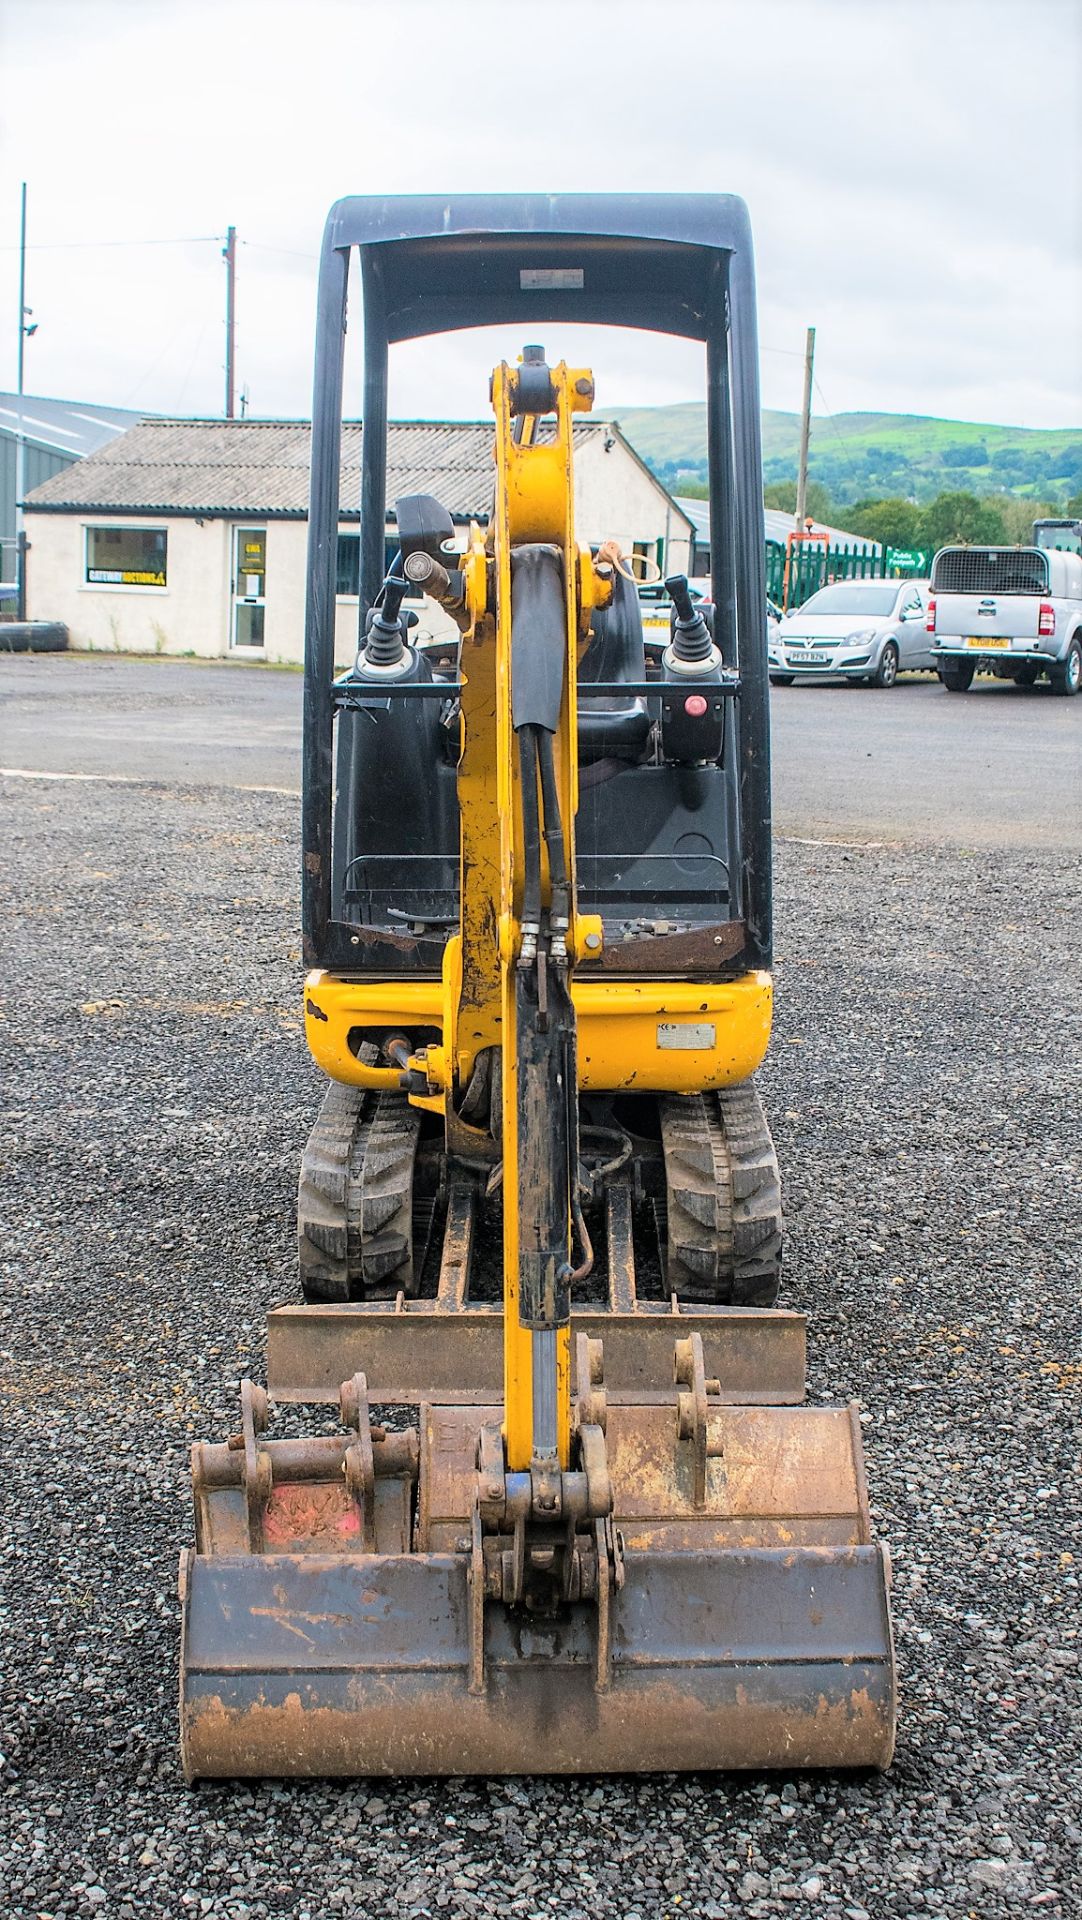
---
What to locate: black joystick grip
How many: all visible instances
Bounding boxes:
[664,574,714,666]
[665,574,697,626]
[360,566,412,670]
[380,572,409,628]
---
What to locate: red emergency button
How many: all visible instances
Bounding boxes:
[684,694,708,717]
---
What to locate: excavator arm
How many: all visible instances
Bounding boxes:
[467,350,597,1482]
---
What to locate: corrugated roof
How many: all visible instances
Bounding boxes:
[23,416,617,519]
[0,390,151,458]
[676,493,880,555]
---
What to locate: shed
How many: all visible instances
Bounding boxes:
[675,493,880,578]
[1,391,148,596]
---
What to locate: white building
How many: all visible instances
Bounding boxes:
[23,418,693,668]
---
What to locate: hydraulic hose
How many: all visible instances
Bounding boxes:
[537,730,569,932]
[518,725,542,945]
[567,1190,595,1285]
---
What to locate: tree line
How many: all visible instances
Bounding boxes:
[759,482,1082,549]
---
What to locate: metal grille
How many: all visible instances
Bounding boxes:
[932,547,1048,595]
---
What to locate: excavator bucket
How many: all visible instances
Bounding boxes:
[180,1315,895,1779]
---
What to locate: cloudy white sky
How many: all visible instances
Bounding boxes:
[1,0,1079,430]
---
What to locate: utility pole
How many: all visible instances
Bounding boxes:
[794,324,816,530]
[223,225,236,418]
[14,181,32,619]
[17,181,28,396]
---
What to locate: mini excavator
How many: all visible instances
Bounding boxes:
[179,195,897,1777]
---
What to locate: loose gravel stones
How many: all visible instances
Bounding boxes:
[1,663,1079,1919]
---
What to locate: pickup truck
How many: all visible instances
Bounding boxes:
[927,523,1082,695]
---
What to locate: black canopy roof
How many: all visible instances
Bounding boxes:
[321,193,754,342]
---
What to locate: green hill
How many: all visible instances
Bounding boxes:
[610,404,1082,509]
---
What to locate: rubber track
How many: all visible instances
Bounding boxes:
[297,1083,421,1302]
[659,1083,783,1306]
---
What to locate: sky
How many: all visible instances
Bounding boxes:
[1,0,1080,432]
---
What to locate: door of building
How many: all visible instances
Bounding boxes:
[232,527,266,649]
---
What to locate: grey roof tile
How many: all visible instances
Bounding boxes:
[24,416,611,518]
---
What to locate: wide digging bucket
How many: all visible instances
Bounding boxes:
[179,1379,896,1779]
[181,1543,894,1778]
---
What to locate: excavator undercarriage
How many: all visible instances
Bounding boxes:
[179,193,897,1779]
[297,1079,783,1308]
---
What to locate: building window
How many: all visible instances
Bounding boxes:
[85,525,167,587]
[336,533,360,597]
[335,532,422,600]
[631,537,665,579]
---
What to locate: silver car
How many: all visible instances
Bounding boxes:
[640,579,782,651]
[769,579,933,687]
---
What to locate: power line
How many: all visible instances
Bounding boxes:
[175,312,212,415]
[811,374,865,490]
[0,235,321,261]
[0,234,225,253]
[118,314,192,408]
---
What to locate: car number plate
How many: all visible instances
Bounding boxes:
[789,651,831,666]
[966,635,1008,648]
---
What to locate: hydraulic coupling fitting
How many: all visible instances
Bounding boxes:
[518,923,540,969]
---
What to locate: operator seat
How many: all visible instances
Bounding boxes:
[576,566,652,764]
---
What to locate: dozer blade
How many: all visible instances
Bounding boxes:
[179,1385,896,1779]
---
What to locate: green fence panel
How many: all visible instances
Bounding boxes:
[760,533,929,610]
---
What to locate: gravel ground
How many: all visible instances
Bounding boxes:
[1,684,1080,1917]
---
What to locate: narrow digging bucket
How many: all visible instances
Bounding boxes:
[179,1391,896,1779]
